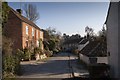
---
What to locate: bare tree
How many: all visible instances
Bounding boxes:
[24,4,39,23]
[85,26,94,38]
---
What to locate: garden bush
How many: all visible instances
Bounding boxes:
[3,54,21,78]
[3,55,16,74]
[53,48,59,54]
[44,50,53,57]
[16,49,24,61]
[13,54,21,75]
[23,48,33,61]
[34,47,43,55]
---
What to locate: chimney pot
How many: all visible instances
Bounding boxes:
[16,9,22,14]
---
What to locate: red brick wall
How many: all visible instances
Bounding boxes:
[22,22,43,49]
[4,10,22,52]
[38,31,40,39]
[22,22,34,49]
[4,9,44,51]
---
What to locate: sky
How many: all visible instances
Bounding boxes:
[8,2,110,36]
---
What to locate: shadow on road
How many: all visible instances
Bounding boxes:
[17,52,81,79]
[20,57,77,77]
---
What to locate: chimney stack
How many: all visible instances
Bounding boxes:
[16,9,22,14]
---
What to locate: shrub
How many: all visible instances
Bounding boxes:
[53,48,59,54]
[16,48,33,61]
[3,71,15,78]
[13,54,21,75]
[16,49,24,61]
[3,54,21,78]
[34,47,40,54]
[2,36,21,77]
[44,50,53,57]
[3,55,16,74]
[23,48,32,61]
[34,47,44,55]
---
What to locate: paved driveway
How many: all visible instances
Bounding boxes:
[18,52,72,78]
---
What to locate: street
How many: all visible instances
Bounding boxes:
[18,52,74,78]
[18,52,88,79]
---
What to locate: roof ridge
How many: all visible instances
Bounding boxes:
[79,38,84,44]
[9,7,41,30]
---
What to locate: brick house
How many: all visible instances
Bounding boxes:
[4,7,44,52]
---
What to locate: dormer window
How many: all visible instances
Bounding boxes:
[26,26,28,35]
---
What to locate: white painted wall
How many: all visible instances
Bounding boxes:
[80,54,89,64]
[118,2,120,78]
[106,2,119,78]
[80,54,108,64]
[97,57,108,64]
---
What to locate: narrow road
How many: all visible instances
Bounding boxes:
[18,52,75,78]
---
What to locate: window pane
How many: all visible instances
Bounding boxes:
[32,28,34,36]
[26,26,28,35]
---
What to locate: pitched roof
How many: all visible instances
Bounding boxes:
[104,2,111,24]
[80,40,107,57]
[10,7,41,30]
[89,42,107,57]
[79,39,88,44]
[80,41,98,56]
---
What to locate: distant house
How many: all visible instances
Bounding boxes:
[62,38,83,51]
[105,2,120,78]
[4,7,44,52]
[78,38,89,51]
[79,40,108,65]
